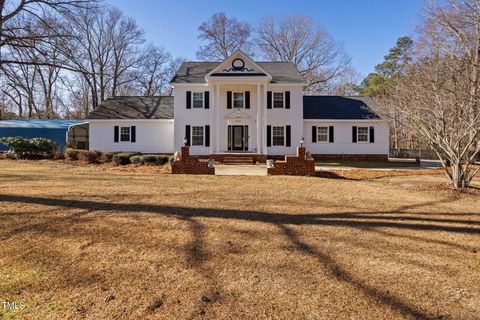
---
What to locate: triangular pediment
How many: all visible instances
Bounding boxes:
[206,50,272,80]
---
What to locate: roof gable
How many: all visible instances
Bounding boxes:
[206,50,272,80]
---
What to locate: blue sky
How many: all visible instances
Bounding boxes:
[108,0,424,78]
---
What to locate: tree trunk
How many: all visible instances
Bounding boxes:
[451,162,467,189]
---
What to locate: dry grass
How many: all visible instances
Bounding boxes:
[315,160,420,168]
[0,159,479,320]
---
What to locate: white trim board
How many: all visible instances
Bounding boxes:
[303,119,386,123]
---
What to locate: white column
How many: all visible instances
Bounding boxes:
[256,83,261,154]
[263,83,268,154]
[215,83,221,152]
[208,85,214,154]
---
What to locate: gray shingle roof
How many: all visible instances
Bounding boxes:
[86,96,174,120]
[303,96,381,120]
[171,61,305,84]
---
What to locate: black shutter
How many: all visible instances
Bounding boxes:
[245,91,250,109]
[186,91,191,109]
[267,91,272,109]
[204,91,209,109]
[369,126,375,143]
[114,126,119,143]
[267,125,272,147]
[227,125,232,151]
[244,125,248,150]
[185,125,191,146]
[286,125,291,147]
[285,91,290,109]
[131,126,136,143]
[227,91,232,109]
[329,126,334,143]
[205,125,210,147]
[352,126,357,143]
[312,126,317,143]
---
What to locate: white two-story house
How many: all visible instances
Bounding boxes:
[87,50,389,161]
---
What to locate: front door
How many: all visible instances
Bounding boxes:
[228,125,248,151]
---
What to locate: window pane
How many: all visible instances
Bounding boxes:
[192,126,203,135]
[273,92,284,108]
[233,92,244,108]
[272,126,284,146]
[358,127,368,142]
[193,92,203,108]
[192,126,204,146]
[318,126,328,142]
[120,127,130,142]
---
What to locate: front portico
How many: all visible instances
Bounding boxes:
[224,105,252,152]
[171,49,305,157]
[206,52,273,155]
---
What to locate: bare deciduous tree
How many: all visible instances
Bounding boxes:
[134,46,172,96]
[255,15,351,93]
[107,8,144,97]
[197,12,253,60]
[0,0,96,68]
[1,2,176,118]
[383,0,480,189]
[60,6,146,110]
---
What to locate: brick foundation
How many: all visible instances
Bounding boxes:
[312,154,389,162]
[171,147,215,175]
[268,147,315,176]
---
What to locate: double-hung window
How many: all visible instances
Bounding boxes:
[233,92,244,108]
[317,126,329,142]
[272,126,285,146]
[192,92,204,108]
[273,92,284,108]
[357,126,369,142]
[192,126,204,146]
[120,126,130,142]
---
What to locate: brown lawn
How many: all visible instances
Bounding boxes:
[0,159,479,320]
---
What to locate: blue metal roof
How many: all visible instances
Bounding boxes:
[0,120,87,129]
[0,120,88,151]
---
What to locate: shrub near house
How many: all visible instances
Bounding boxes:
[0,137,56,159]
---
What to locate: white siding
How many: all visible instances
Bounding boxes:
[173,85,211,155]
[89,119,174,153]
[173,84,304,155]
[266,85,303,155]
[303,120,389,155]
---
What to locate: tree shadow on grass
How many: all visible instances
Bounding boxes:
[0,194,478,237]
[277,224,436,320]
[178,216,224,317]
[0,193,479,319]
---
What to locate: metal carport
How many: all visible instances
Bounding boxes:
[0,120,89,151]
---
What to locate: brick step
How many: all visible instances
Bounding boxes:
[223,157,254,162]
[223,158,254,165]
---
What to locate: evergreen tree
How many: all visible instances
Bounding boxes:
[360,36,413,96]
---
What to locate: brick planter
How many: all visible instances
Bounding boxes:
[171,147,215,175]
[268,147,315,176]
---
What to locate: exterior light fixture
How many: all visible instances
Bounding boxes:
[183,137,188,146]
[300,136,305,147]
